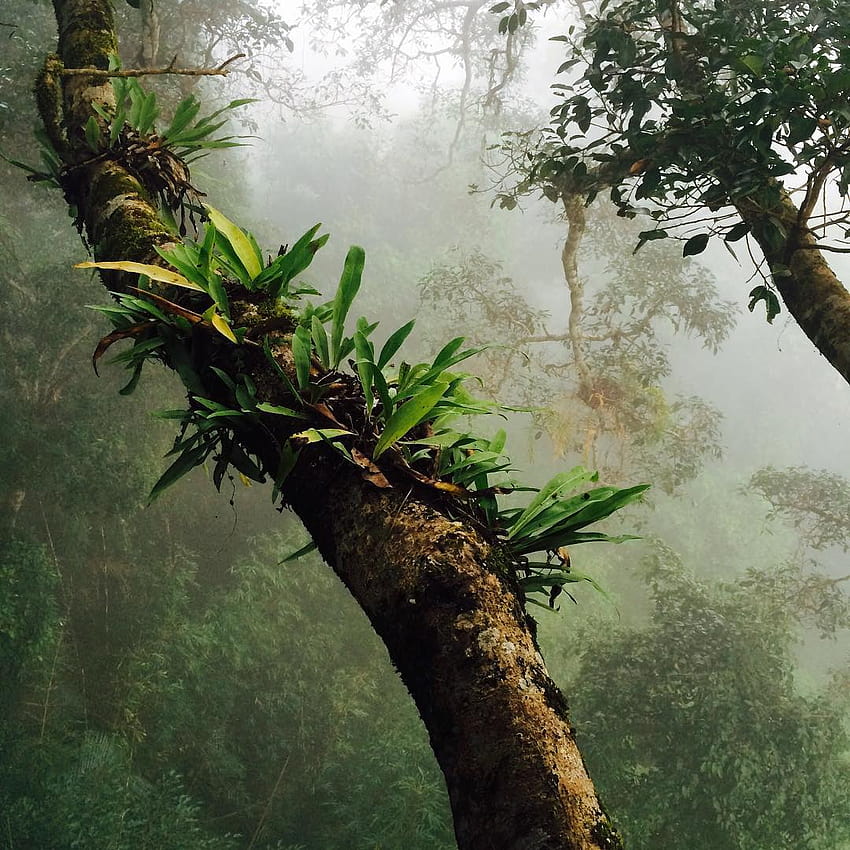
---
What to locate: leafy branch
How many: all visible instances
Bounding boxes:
[80,204,649,610]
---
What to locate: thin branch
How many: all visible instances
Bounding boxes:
[60,53,245,78]
[793,242,850,254]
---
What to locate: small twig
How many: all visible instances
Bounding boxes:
[792,242,850,254]
[61,53,245,78]
[247,755,291,850]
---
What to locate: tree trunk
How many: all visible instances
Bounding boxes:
[735,192,850,386]
[39,1,623,848]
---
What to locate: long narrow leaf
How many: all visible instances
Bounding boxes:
[75,260,203,291]
[377,319,416,370]
[292,324,312,389]
[311,314,330,368]
[206,205,263,281]
[331,245,366,367]
[505,467,598,541]
[373,381,448,459]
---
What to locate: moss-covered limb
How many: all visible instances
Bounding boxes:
[79,160,173,262]
[736,193,850,386]
[38,4,174,286]
[281,454,622,850]
[34,54,68,157]
[52,0,116,152]
[53,0,115,70]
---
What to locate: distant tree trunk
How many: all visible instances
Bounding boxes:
[37,1,623,848]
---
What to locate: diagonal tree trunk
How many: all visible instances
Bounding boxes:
[733,191,850,386]
[37,1,623,848]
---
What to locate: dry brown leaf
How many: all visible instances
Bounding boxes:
[351,448,392,488]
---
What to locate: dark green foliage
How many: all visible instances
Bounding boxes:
[569,548,850,850]
[0,732,236,850]
[120,535,455,849]
[86,209,648,606]
[517,0,850,323]
[0,539,58,688]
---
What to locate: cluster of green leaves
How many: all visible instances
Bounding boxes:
[489,0,543,35]
[535,0,850,320]
[86,55,253,160]
[6,57,253,193]
[82,204,325,346]
[150,369,304,503]
[84,210,648,606]
[501,468,647,606]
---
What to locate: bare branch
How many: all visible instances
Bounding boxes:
[60,53,246,78]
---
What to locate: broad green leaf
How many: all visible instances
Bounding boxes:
[279,540,318,563]
[311,314,330,368]
[152,409,191,420]
[210,311,237,343]
[748,285,781,323]
[725,221,750,242]
[253,223,326,295]
[256,402,305,418]
[371,366,393,418]
[506,467,598,541]
[331,245,366,367]
[373,381,448,459]
[209,366,237,391]
[489,429,507,454]
[272,442,300,501]
[84,115,102,152]
[354,329,375,416]
[162,94,202,141]
[634,229,668,254]
[155,244,210,290]
[207,272,229,317]
[206,205,263,280]
[291,428,353,443]
[118,361,143,395]
[75,260,203,291]
[739,54,764,77]
[149,442,209,502]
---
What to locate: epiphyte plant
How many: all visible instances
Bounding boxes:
[78,205,649,611]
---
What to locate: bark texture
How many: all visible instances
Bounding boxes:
[39,2,623,847]
[735,193,850,386]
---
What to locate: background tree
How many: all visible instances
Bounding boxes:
[567,545,850,850]
[521,0,850,384]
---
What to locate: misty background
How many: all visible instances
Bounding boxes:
[1,0,849,847]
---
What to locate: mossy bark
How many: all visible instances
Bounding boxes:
[38,2,623,847]
[735,193,850,386]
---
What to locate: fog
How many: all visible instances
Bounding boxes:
[1,0,849,848]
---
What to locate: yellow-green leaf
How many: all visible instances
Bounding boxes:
[74,260,204,291]
[210,311,238,343]
[205,205,262,280]
[291,428,353,444]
